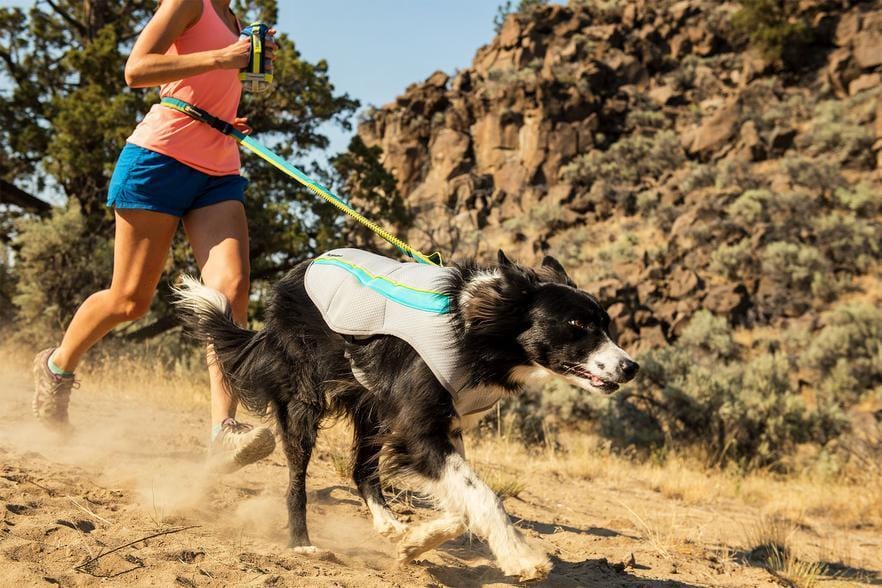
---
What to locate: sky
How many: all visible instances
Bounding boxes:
[280,1,506,154]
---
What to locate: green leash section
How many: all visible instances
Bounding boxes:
[160,97,443,266]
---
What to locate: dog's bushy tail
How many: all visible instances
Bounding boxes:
[171,275,275,415]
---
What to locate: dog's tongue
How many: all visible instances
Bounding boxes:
[589,374,605,386]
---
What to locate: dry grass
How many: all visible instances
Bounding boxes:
[0,342,210,409]
[616,500,686,561]
[465,429,882,576]
[475,466,526,500]
[744,517,828,588]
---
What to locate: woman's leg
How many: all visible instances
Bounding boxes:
[182,200,251,426]
[183,199,274,471]
[52,209,180,371]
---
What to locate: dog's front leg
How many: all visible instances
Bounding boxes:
[402,452,551,581]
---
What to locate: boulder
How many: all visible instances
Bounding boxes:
[876,97,882,140]
[703,283,750,322]
[633,324,668,354]
[667,267,701,299]
[583,278,627,303]
[649,84,678,105]
[849,73,881,96]
[426,71,450,89]
[827,46,862,97]
[854,31,882,69]
[735,120,765,161]
[498,16,522,48]
[834,11,861,47]
[688,99,740,155]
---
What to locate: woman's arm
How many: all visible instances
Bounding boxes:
[124,0,251,88]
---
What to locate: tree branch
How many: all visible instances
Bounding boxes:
[43,0,88,38]
[122,315,178,341]
[0,179,51,215]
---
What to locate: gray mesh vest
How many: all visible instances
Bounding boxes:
[304,248,504,416]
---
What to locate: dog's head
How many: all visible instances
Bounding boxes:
[459,250,638,394]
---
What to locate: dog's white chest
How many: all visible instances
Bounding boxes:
[305,249,476,405]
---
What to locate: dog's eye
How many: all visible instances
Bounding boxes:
[568,319,591,330]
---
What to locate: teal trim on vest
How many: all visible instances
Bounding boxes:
[313,257,450,314]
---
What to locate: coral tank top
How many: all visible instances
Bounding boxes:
[127,0,242,176]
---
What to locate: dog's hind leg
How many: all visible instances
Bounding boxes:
[277,399,321,551]
[352,413,406,539]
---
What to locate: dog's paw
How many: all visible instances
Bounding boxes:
[396,537,423,566]
[500,551,552,582]
[396,529,437,566]
[375,518,407,541]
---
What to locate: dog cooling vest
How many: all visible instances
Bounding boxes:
[304,248,504,416]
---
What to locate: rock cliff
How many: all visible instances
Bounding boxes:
[358,0,882,351]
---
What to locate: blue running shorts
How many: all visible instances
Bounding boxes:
[107,143,248,217]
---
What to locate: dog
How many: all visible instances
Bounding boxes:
[173,249,638,581]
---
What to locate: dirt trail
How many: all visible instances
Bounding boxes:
[0,363,875,587]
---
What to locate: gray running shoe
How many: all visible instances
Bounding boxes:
[208,418,275,473]
[32,348,77,430]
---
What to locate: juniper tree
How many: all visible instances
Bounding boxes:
[1,1,403,340]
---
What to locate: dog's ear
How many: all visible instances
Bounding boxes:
[463,259,536,331]
[497,250,513,267]
[539,255,576,287]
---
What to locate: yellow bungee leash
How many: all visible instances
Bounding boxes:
[160,97,443,266]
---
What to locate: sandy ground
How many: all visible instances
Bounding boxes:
[0,362,879,587]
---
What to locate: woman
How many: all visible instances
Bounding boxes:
[32,0,276,473]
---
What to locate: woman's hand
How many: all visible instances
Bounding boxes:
[215,29,278,72]
[214,37,252,70]
[233,117,252,135]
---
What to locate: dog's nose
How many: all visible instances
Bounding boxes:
[619,358,639,381]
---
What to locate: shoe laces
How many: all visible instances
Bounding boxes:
[45,375,79,399]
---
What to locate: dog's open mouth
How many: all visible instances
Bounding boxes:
[564,363,620,392]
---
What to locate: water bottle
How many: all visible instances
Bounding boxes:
[239,22,274,93]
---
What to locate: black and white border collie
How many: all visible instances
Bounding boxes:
[173,251,638,581]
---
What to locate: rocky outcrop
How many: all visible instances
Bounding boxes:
[358,0,882,347]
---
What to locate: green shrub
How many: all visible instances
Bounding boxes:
[731,0,814,70]
[835,183,881,216]
[728,189,772,226]
[710,238,753,281]
[680,163,717,194]
[807,101,875,165]
[803,303,882,404]
[635,189,660,217]
[678,310,738,359]
[760,241,836,304]
[596,231,639,266]
[550,225,592,270]
[726,189,820,241]
[780,157,844,194]
[603,311,847,469]
[812,213,881,272]
[502,200,567,234]
[561,130,685,187]
[12,204,114,343]
[626,108,669,131]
